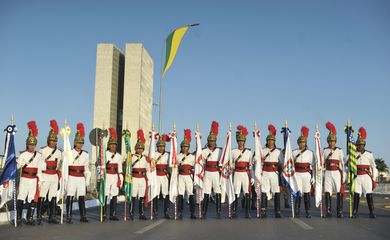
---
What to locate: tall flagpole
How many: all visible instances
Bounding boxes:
[285,120,295,218]
[254,121,260,219]
[10,114,17,227]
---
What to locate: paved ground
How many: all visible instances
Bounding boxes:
[1,194,389,240]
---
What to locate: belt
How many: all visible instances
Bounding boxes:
[205,162,219,172]
[263,162,278,172]
[132,168,146,178]
[107,167,118,174]
[357,165,370,175]
[69,166,85,177]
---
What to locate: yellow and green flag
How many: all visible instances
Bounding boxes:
[162,24,199,78]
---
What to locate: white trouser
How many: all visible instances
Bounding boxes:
[178,175,194,195]
[40,173,58,201]
[203,171,221,194]
[233,171,250,194]
[324,170,341,195]
[261,171,280,194]
[67,176,86,198]
[354,174,373,196]
[105,173,119,198]
[295,172,312,193]
[132,177,146,198]
[156,175,169,197]
[17,177,37,203]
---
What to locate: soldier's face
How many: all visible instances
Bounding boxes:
[357,144,365,152]
[27,144,36,152]
[108,143,116,152]
[328,141,336,149]
[48,141,57,149]
[181,146,189,154]
[298,142,306,150]
[267,140,275,148]
[75,143,83,150]
[208,140,216,149]
[136,147,144,154]
[157,145,165,153]
[237,140,245,149]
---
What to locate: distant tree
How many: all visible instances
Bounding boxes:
[375,158,388,175]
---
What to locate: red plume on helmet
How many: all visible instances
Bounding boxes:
[237,125,248,137]
[184,129,192,142]
[162,134,170,142]
[326,122,336,135]
[358,127,367,140]
[77,122,85,137]
[301,126,309,138]
[50,120,58,135]
[211,121,219,136]
[27,121,38,137]
[109,128,118,141]
[137,129,146,143]
[268,124,276,137]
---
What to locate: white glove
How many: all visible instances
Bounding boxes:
[310,177,315,185]
[250,178,255,186]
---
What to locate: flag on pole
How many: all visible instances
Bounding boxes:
[314,128,323,208]
[194,130,204,194]
[0,124,17,208]
[123,130,132,203]
[162,24,199,78]
[169,130,178,203]
[148,130,158,202]
[98,130,108,207]
[58,125,72,201]
[280,126,299,197]
[345,124,357,195]
[253,128,263,195]
[220,130,235,204]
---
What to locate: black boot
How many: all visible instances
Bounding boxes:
[152,197,158,219]
[16,200,24,226]
[139,197,147,220]
[216,193,222,219]
[274,193,282,218]
[294,196,301,218]
[36,197,44,225]
[102,196,107,221]
[79,196,88,222]
[232,194,239,218]
[189,195,196,219]
[245,193,251,218]
[352,193,360,218]
[163,196,171,219]
[26,201,36,225]
[251,186,257,210]
[336,193,343,218]
[109,196,119,221]
[201,194,209,219]
[177,195,184,219]
[241,195,245,209]
[325,192,332,217]
[366,193,376,218]
[66,196,73,224]
[304,193,311,218]
[284,191,290,209]
[128,197,135,220]
[48,197,59,224]
[260,193,268,218]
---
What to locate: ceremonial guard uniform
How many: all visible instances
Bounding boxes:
[129,129,150,220]
[66,123,91,223]
[16,121,43,226]
[103,128,123,221]
[231,125,253,218]
[201,121,222,218]
[353,127,377,218]
[38,120,62,224]
[323,121,345,218]
[177,129,196,219]
[260,124,282,218]
[292,126,314,218]
[153,134,171,219]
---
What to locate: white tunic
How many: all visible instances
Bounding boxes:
[105,150,123,198]
[39,146,62,200]
[177,152,195,195]
[232,148,253,194]
[154,151,170,197]
[292,148,314,193]
[261,147,282,194]
[131,154,150,198]
[202,147,222,194]
[354,150,377,196]
[323,147,345,194]
[17,151,43,202]
[67,149,90,198]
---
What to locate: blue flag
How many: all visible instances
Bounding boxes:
[0,125,17,186]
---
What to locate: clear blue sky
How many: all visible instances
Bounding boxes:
[0,0,389,165]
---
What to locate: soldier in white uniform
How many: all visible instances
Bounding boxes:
[353,127,377,218]
[102,128,123,221]
[201,121,222,219]
[292,126,314,218]
[129,129,150,220]
[152,134,171,219]
[260,124,282,218]
[177,129,196,219]
[66,123,91,223]
[16,121,43,226]
[37,120,62,224]
[323,121,345,218]
[232,125,253,218]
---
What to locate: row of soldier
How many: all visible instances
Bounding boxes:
[14,120,377,226]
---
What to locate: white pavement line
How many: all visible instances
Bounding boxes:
[290,218,314,230]
[135,219,166,234]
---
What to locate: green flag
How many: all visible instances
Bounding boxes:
[123,130,132,203]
